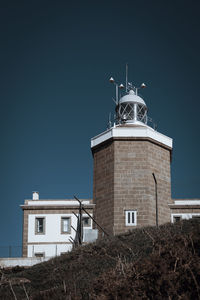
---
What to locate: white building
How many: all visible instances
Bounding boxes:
[21,192,94,258]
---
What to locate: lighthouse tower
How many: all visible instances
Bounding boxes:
[91,72,173,235]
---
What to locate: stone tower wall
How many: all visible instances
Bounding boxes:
[93,141,114,235]
[113,139,172,234]
[93,138,172,235]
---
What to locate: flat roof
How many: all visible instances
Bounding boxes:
[91,124,172,149]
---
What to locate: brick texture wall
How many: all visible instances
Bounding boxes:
[93,138,172,236]
[93,141,114,235]
[170,208,200,214]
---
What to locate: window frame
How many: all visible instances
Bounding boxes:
[125,210,137,226]
[61,216,71,234]
[34,252,45,258]
[173,216,182,223]
[82,216,91,227]
[35,217,45,235]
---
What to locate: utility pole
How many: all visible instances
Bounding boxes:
[79,200,83,245]
[70,196,110,249]
[74,196,109,237]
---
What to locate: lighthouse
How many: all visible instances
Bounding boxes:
[91,70,173,235]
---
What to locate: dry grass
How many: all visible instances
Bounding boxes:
[0,219,200,299]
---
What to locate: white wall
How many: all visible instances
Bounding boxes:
[27,213,92,257]
[28,214,77,243]
[27,200,91,206]
[27,244,72,257]
[0,257,50,267]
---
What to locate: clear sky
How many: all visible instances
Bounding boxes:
[0,0,200,250]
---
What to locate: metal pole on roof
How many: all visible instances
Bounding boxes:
[126,63,128,93]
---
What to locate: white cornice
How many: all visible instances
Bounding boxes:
[173,200,200,205]
[91,125,172,149]
[23,200,92,206]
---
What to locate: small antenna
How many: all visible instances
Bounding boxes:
[110,76,119,103]
[126,63,128,93]
[108,112,112,129]
[115,84,118,103]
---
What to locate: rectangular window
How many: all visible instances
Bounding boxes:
[173,216,181,223]
[125,210,137,226]
[82,217,91,227]
[35,252,44,258]
[35,217,45,234]
[61,217,71,234]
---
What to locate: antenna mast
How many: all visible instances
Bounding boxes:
[126,63,128,93]
[109,65,149,126]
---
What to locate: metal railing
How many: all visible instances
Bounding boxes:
[147,116,157,130]
[0,246,22,258]
[108,115,157,131]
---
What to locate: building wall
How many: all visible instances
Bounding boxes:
[93,141,114,235]
[0,257,50,268]
[93,138,172,235]
[147,141,172,223]
[171,212,200,223]
[22,210,28,257]
[170,205,200,223]
[28,214,75,243]
[27,243,72,257]
[27,213,76,257]
[113,139,172,234]
[22,207,93,258]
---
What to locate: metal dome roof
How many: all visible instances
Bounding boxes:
[119,89,146,106]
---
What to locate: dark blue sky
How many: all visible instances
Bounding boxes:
[0,0,200,248]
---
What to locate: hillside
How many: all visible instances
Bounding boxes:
[0,220,200,299]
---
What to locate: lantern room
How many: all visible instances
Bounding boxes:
[116,89,147,125]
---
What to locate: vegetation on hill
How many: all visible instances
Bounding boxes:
[0,220,200,299]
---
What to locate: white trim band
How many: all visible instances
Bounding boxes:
[91,125,172,149]
[173,200,200,205]
[24,200,91,206]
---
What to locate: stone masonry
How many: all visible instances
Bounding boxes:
[92,136,173,236]
[93,141,114,235]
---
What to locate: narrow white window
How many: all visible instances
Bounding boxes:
[35,217,45,234]
[61,217,71,234]
[125,210,137,226]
